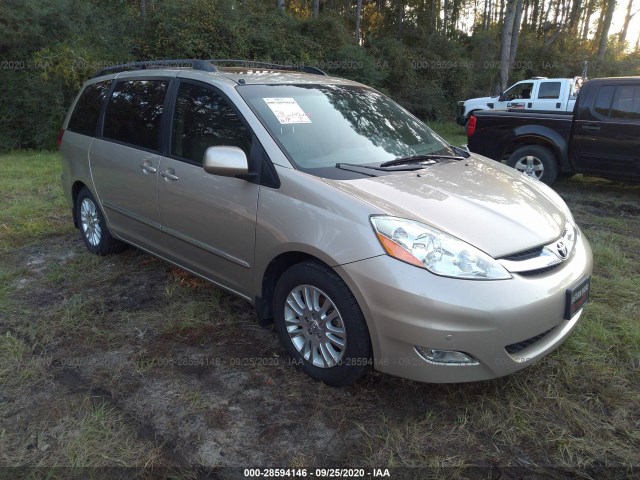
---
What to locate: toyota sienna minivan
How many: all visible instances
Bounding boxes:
[59,59,592,386]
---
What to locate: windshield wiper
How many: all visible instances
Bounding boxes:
[379,154,464,168]
[335,162,423,173]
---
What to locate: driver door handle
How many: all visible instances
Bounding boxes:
[160,169,179,181]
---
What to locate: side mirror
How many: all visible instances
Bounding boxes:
[203,146,249,178]
[498,91,505,102]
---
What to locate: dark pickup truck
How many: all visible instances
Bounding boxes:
[466,77,640,185]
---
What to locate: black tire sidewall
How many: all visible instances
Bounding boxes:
[273,261,371,386]
[76,187,118,255]
[507,145,558,185]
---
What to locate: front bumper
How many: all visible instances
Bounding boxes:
[335,233,592,383]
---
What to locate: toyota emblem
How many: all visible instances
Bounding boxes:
[556,241,568,259]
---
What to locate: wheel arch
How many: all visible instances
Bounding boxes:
[502,129,571,173]
[256,251,335,325]
[71,180,89,228]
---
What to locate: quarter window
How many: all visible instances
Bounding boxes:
[67,81,112,136]
[171,83,252,164]
[103,80,168,151]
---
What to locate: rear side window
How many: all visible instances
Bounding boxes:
[593,86,615,117]
[171,82,252,164]
[610,85,640,119]
[103,80,168,151]
[67,81,112,136]
[538,82,561,99]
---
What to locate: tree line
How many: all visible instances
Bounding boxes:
[0,0,638,151]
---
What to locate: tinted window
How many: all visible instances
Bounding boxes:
[538,82,561,99]
[172,82,251,163]
[610,85,640,119]
[103,80,168,150]
[594,86,615,117]
[67,81,111,136]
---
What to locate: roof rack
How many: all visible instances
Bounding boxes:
[207,59,327,76]
[93,59,217,78]
[93,58,327,78]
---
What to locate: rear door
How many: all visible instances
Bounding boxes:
[532,80,565,111]
[90,77,169,251]
[571,82,640,181]
[157,80,260,298]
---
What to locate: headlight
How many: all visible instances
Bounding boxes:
[370,216,511,280]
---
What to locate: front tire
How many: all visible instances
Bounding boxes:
[273,261,372,386]
[507,145,558,185]
[76,187,126,255]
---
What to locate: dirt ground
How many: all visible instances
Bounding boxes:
[1,173,639,479]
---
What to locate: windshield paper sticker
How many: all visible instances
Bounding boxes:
[263,98,311,124]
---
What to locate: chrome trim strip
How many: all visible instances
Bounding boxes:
[110,234,253,302]
[499,225,577,273]
[498,246,561,273]
[161,226,251,269]
[103,202,250,269]
[102,201,162,230]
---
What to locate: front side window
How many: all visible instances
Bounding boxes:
[103,80,168,151]
[67,81,112,136]
[171,82,252,164]
[593,86,615,117]
[238,84,451,173]
[504,82,533,101]
[610,85,640,119]
[538,82,561,99]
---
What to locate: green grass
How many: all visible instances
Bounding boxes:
[428,121,467,147]
[53,399,163,468]
[0,151,71,251]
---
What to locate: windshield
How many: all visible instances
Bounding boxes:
[237,84,452,174]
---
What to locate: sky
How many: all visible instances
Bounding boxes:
[612,1,640,50]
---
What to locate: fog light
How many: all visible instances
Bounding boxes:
[415,347,478,366]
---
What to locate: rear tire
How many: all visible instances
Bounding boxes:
[507,145,558,185]
[76,187,126,255]
[273,261,371,386]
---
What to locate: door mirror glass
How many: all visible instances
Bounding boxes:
[203,146,249,177]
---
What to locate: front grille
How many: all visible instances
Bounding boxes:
[505,328,554,355]
[517,263,562,277]
[502,246,545,261]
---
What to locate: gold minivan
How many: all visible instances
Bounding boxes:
[60,60,592,386]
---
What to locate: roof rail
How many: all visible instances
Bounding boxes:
[207,59,327,76]
[93,59,217,78]
[93,58,328,78]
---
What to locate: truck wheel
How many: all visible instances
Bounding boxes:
[507,146,558,185]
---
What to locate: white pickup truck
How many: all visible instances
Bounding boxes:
[455,76,585,125]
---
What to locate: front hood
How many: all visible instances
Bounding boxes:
[466,96,498,107]
[324,157,566,258]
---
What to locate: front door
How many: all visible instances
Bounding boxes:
[572,83,640,181]
[498,81,534,111]
[158,80,259,298]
